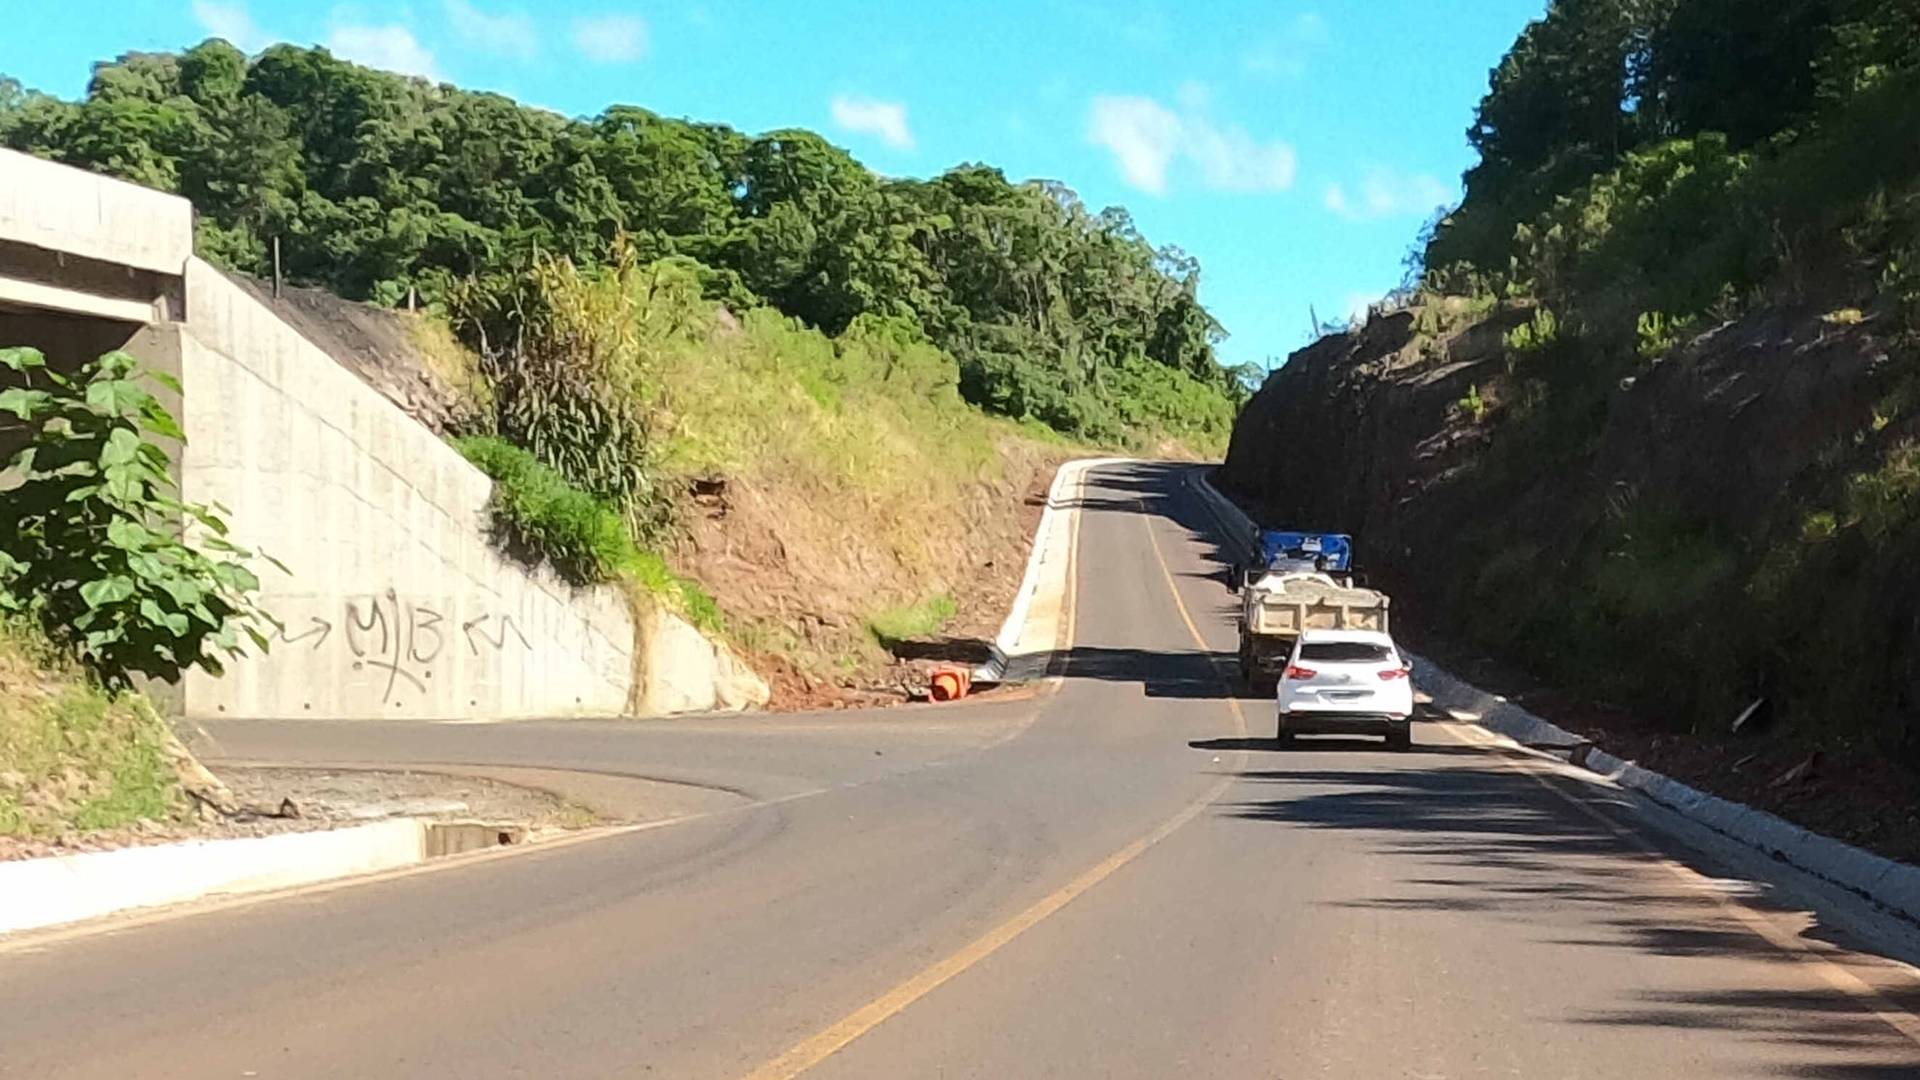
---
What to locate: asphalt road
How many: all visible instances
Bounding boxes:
[6,461,1920,1078]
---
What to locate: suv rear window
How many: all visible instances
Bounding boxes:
[1298,642,1395,663]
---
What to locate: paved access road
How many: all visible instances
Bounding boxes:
[6,462,1920,1078]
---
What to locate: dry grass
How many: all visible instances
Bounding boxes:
[0,625,186,839]
[655,308,1068,682]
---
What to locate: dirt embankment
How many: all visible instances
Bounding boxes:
[674,448,1064,709]
[1218,301,1920,863]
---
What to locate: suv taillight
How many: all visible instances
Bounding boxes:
[1284,665,1318,681]
[1378,668,1411,681]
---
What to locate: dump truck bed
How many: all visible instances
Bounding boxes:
[1245,576,1390,637]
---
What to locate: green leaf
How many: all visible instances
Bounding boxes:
[138,598,187,635]
[139,409,186,441]
[160,575,204,606]
[0,387,51,419]
[106,517,152,550]
[94,351,137,378]
[78,576,135,609]
[103,464,144,502]
[99,428,142,467]
[149,370,184,395]
[245,627,271,652]
[87,378,154,418]
[0,346,47,371]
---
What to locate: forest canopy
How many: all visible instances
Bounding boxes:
[0,40,1249,445]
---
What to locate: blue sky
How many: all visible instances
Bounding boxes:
[5,0,1546,370]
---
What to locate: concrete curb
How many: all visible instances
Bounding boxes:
[1187,468,1920,925]
[2,818,436,937]
[975,457,1130,685]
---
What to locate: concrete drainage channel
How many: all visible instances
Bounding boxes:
[426,821,529,857]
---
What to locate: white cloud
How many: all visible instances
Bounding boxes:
[830,95,915,150]
[573,13,649,63]
[445,0,538,60]
[1324,170,1455,222]
[192,0,270,53]
[1087,93,1296,196]
[1087,96,1182,194]
[327,22,439,79]
[1242,12,1330,79]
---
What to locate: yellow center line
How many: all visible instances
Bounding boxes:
[738,476,1248,1080]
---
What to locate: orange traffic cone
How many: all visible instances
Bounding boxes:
[929,665,972,702]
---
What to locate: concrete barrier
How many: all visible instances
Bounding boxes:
[975,457,1130,684]
[0,820,429,936]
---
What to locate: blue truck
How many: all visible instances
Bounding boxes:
[1231,529,1389,692]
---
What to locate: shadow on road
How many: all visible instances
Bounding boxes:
[1187,736,1488,757]
[1221,763,1920,1073]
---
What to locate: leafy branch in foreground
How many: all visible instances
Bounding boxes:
[0,347,280,686]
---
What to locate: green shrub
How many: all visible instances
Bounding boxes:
[455,435,721,631]
[1503,307,1561,355]
[0,347,277,686]
[867,594,958,646]
[1636,311,1685,359]
[448,242,678,543]
[454,435,633,584]
[1459,383,1488,423]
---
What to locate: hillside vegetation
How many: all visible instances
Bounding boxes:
[1224,0,1920,812]
[0,40,1245,451]
[0,39,1252,706]
[440,250,1061,692]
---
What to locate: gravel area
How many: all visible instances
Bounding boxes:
[0,765,597,862]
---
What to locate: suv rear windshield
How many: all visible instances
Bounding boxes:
[1298,642,1395,663]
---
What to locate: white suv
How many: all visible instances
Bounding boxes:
[1275,629,1414,750]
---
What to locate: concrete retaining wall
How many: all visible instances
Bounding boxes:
[179,259,636,720]
[630,604,770,715]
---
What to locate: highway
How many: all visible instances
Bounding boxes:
[4,462,1920,1077]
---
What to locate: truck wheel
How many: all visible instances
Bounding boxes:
[1386,723,1412,751]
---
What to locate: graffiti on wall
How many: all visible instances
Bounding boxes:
[275,589,533,703]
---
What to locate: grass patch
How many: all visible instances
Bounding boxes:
[0,623,184,839]
[866,594,959,648]
[455,435,721,632]
[404,312,493,419]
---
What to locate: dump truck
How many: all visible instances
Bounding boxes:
[1233,531,1390,692]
